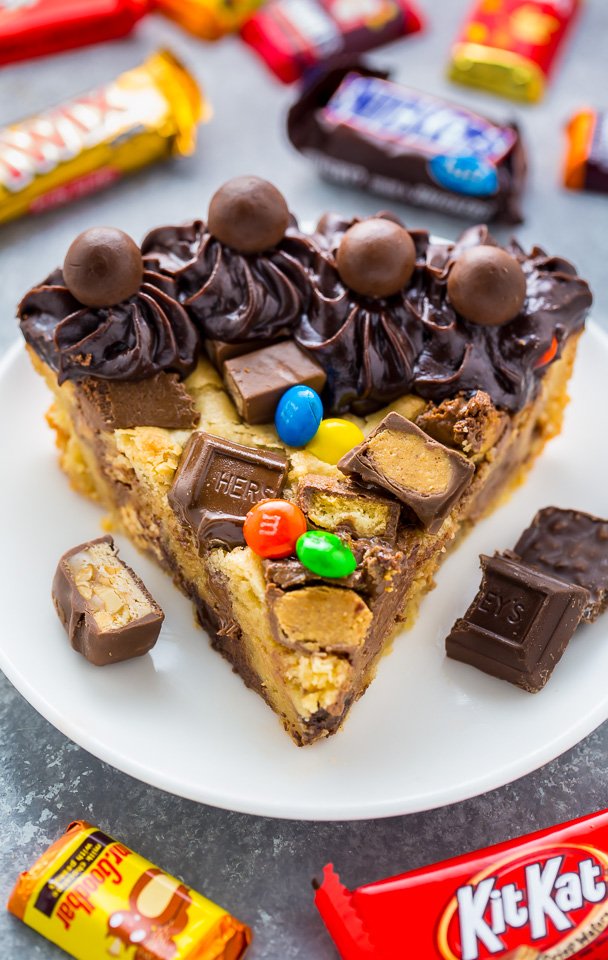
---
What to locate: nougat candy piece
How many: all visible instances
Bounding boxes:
[267,584,373,654]
[416,390,509,457]
[338,412,474,534]
[52,535,164,666]
[296,474,400,541]
[76,373,200,431]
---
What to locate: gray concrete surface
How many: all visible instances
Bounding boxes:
[0,1,607,956]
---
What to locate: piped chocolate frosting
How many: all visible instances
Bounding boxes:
[295,215,593,415]
[18,267,200,385]
[141,215,317,343]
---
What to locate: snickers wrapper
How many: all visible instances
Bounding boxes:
[0,0,148,65]
[449,0,584,103]
[7,820,251,959]
[564,109,608,193]
[288,64,526,223]
[0,49,208,225]
[314,807,608,959]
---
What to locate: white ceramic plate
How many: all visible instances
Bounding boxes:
[1,325,607,821]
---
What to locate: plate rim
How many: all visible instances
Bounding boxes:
[2,326,608,821]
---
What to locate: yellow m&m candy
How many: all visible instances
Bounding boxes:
[305,418,364,466]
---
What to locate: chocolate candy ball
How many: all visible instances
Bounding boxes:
[207,176,290,253]
[447,246,527,327]
[63,227,143,308]
[336,218,416,298]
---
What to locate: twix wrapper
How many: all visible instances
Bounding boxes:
[0,49,208,225]
[0,0,149,65]
[449,0,584,103]
[8,820,252,959]
[314,807,608,959]
[155,0,264,40]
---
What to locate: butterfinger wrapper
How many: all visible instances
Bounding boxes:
[0,49,209,225]
[8,820,252,959]
[157,0,265,40]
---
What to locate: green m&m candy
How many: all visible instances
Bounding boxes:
[296,531,356,579]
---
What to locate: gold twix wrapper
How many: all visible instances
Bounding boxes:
[0,50,209,225]
[7,820,251,959]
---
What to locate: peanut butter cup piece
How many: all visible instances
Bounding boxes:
[447,246,527,326]
[63,227,144,307]
[336,218,416,298]
[207,175,290,253]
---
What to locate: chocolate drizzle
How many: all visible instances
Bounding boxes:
[18,268,200,385]
[141,216,316,343]
[295,215,593,415]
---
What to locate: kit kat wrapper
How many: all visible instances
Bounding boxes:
[8,820,251,959]
[0,49,209,226]
[314,808,608,959]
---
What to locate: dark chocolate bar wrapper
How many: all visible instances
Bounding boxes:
[288,62,526,223]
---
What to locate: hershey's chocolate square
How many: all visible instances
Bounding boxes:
[514,507,608,623]
[168,431,289,548]
[338,412,474,534]
[223,340,327,425]
[76,373,200,431]
[446,554,589,692]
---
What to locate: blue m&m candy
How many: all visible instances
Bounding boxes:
[275,385,323,447]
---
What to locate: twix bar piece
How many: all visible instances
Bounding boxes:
[449,0,584,103]
[0,49,208,225]
[314,808,608,959]
[8,820,252,960]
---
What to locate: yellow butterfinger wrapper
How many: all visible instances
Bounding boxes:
[156,0,264,40]
[0,50,210,226]
[7,820,251,960]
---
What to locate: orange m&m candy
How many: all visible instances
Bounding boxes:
[243,499,307,559]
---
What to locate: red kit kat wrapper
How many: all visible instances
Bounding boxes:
[314,808,608,959]
[241,0,424,84]
[0,0,149,66]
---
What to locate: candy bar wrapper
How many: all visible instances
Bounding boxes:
[241,0,424,84]
[287,64,526,223]
[8,820,251,959]
[0,49,209,225]
[155,0,264,40]
[564,109,608,193]
[314,808,608,959]
[449,0,584,103]
[0,0,148,65]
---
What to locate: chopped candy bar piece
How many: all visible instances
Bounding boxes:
[76,373,200,431]
[296,475,400,541]
[52,536,164,666]
[338,412,474,534]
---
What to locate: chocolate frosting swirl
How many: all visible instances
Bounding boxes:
[295,214,593,415]
[141,216,317,343]
[18,268,200,385]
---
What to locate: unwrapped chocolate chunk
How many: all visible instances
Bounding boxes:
[288,64,526,223]
[52,535,164,666]
[168,431,289,548]
[296,474,400,541]
[416,390,509,457]
[267,584,372,654]
[223,340,327,424]
[446,554,589,692]
[338,412,474,534]
[514,507,608,623]
[75,373,200,431]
